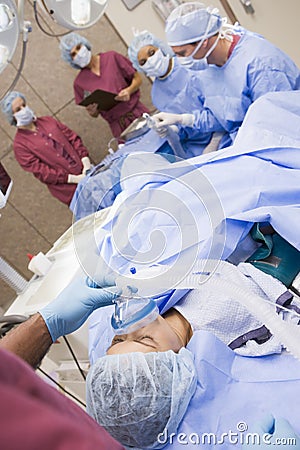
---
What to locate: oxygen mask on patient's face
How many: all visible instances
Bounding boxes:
[112,265,172,335]
[111,287,159,335]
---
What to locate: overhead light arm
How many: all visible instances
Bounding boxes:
[0,0,21,74]
[0,0,33,100]
[0,0,108,98]
[33,0,70,37]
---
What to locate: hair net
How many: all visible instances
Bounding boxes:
[128,30,174,70]
[59,32,92,69]
[0,91,26,125]
[86,348,197,449]
[165,2,223,46]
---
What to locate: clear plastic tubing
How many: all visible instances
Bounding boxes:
[143,113,186,160]
[0,256,28,294]
[186,262,300,362]
[165,126,186,160]
[117,260,300,362]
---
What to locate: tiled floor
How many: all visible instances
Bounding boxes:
[0,1,154,311]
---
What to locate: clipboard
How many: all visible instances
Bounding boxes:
[79,89,119,111]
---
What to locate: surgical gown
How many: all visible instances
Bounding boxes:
[165,331,300,449]
[152,58,224,156]
[92,91,300,301]
[190,29,300,145]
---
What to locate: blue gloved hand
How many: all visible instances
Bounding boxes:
[86,272,116,288]
[86,263,117,288]
[242,414,300,449]
[39,276,120,342]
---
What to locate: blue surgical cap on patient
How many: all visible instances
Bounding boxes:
[86,348,197,449]
[166,2,223,46]
[1,91,26,125]
[59,32,92,69]
[128,30,174,70]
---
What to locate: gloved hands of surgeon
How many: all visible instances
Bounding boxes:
[154,124,179,138]
[39,276,120,342]
[242,414,300,449]
[152,112,195,129]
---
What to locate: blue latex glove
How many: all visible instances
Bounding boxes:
[86,273,116,288]
[86,264,117,288]
[242,414,300,449]
[39,276,120,342]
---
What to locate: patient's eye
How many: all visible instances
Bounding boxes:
[111,337,124,345]
[140,335,154,341]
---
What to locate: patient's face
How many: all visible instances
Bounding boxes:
[106,315,183,355]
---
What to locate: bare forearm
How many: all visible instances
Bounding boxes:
[0,313,52,369]
[128,72,142,95]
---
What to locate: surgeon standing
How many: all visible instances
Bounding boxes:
[128,30,225,155]
[152,2,300,145]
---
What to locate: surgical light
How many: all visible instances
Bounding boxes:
[0,44,9,69]
[0,0,19,75]
[0,3,14,30]
[71,0,91,26]
[39,0,107,30]
[0,0,108,98]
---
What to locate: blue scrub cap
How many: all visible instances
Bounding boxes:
[86,348,197,449]
[59,32,92,69]
[0,91,26,125]
[166,2,223,46]
[128,30,174,71]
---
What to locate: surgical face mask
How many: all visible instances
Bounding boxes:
[142,48,170,78]
[73,45,91,68]
[179,56,208,70]
[178,32,220,70]
[14,106,35,127]
[178,38,205,69]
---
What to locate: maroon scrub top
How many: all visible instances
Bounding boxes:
[0,348,124,450]
[74,50,149,137]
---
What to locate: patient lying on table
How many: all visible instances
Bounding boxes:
[86,263,300,449]
[85,91,300,448]
[90,262,300,359]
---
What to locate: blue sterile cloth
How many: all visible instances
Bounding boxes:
[160,331,300,449]
[87,319,300,449]
[88,92,300,318]
[189,29,300,146]
[70,129,171,221]
[70,156,125,221]
[94,141,300,275]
